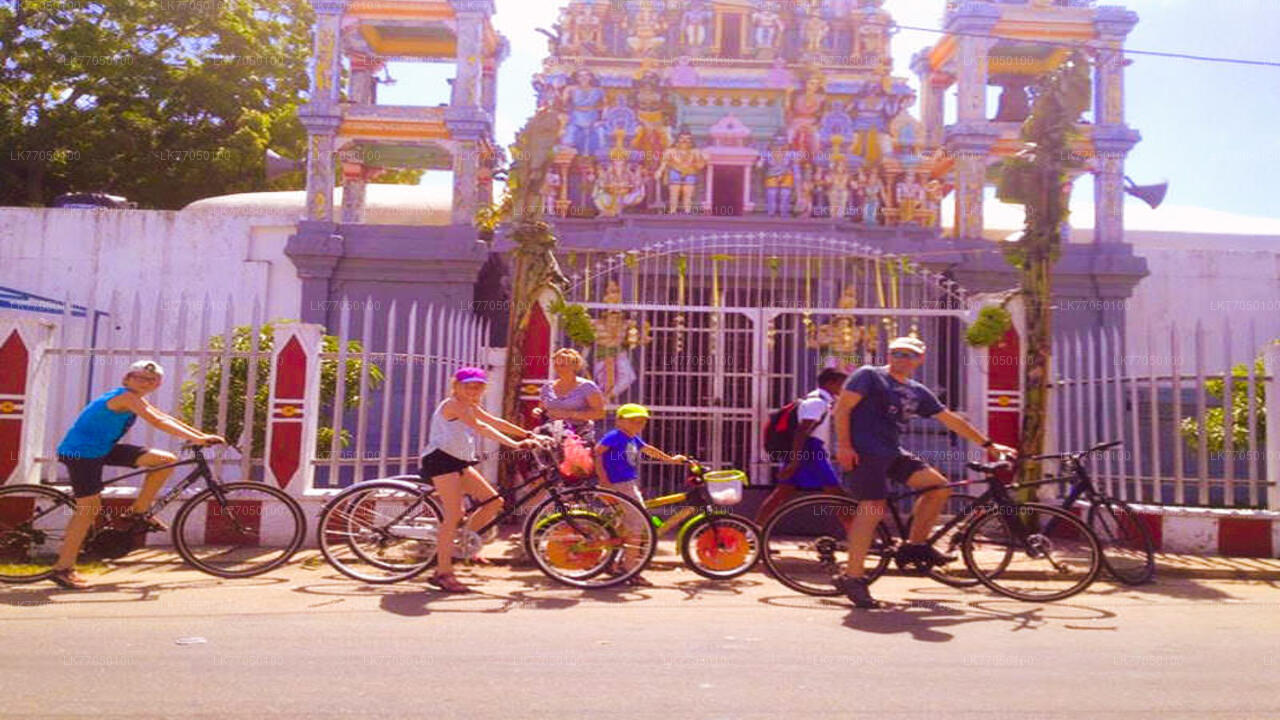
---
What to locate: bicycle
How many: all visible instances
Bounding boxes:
[316,424,657,589]
[642,461,761,580]
[1034,440,1156,585]
[761,458,1103,602]
[0,444,307,581]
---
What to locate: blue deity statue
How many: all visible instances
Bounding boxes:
[560,69,607,156]
[757,133,801,217]
[819,100,856,151]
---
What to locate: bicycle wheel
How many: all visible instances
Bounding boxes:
[960,502,1102,602]
[0,485,77,582]
[173,482,306,578]
[524,487,656,589]
[1089,498,1155,585]
[761,494,892,597]
[317,481,443,584]
[917,493,1004,588]
[679,512,761,580]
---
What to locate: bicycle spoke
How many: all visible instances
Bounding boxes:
[0,486,76,581]
[963,503,1101,602]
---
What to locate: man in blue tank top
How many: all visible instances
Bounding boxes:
[832,337,1017,608]
[50,360,224,589]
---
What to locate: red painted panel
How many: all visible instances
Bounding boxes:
[1218,517,1273,558]
[1136,512,1163,553]
[274,336,306,400]
[204,499,263,546]
[987,412,1019,451]
[988,327,1019,392]
[0,330,29,395]
[524,302,552,381]
[0,420,20,485]
[269,423,302,489]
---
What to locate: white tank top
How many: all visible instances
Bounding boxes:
[424,400,478,462]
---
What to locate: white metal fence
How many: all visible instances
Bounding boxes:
[1051,320,1278,508]
[20,292,488,492]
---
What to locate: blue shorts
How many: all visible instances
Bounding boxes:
[776,437,840,490]
[841,452,930,501]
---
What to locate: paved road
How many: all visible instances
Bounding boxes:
[2,551,1278,719]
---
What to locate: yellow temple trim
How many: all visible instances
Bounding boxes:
[348,0,455,22]
[358,26,456,58]
[339,120,452,141]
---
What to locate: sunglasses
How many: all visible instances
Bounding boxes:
[889,350,922,360]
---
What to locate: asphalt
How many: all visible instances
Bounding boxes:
[2,543,1279,719]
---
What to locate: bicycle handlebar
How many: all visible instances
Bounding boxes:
[1030,439,1122,462]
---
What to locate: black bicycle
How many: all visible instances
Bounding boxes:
[762,458,1103,602]
[0,444,307,581]
[1035,440,1156,585]
[316,425,657,588]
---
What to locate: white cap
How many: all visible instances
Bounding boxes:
[888,336,927,355]
[127,359,165,378]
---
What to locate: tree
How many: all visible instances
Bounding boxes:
[1181,354,1268,454]
[178,321,385,459]
[0,0,313,208]
[995,51,1091,484]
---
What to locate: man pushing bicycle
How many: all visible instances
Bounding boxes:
[833,337,1016,608]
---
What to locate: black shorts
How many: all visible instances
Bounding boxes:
[418,450,477,481]
[58,444,149,498]
[841,452,931,501]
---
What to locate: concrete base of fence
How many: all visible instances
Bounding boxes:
[1130,504,1280,558]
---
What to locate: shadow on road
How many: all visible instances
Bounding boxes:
[0,573,289,608]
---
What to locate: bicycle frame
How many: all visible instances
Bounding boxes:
[50,449,225,518]
[876,472,1044,553]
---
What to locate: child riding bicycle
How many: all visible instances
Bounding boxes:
[594,403,688,586]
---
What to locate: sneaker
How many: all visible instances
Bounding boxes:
[832,574,882,609]
[898,543,955,568]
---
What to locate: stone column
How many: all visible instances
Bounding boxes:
[950,11,997,124]
[348,54,378,106]
[911,49,949,149]
[340,162,368,224]
[300,115,340,222]
[449,1,494,109]
[1092,7,1139,244]
[309,0,347,109]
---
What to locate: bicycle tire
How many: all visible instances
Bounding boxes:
[316,480,443,584]
[0,485,77,583]
[918,493,1007,588]
[172,482,306,578]
[761,494,892,597]
[679,512,761,580]
[524,487,656,589]
[1089,498,1156,585]
[960,502,1102,602]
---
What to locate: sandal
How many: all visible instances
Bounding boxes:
[120,511,168,534]
[427,572,472,594]
[49,568,89,590]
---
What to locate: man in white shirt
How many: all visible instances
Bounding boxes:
[756,368,848,525]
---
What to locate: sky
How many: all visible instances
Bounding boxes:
[379,0,1280,235]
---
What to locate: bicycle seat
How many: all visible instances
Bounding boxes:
[966,460,1014,475]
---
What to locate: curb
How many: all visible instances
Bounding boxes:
[1128,504,1280,559]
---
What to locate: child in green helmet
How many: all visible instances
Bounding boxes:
[594,403,688,586]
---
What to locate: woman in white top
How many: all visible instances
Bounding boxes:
[421,367,541,593]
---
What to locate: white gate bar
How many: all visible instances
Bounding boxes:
[1194,320,1209,504]
[398,302,418,476]
[1222,315,1235,505]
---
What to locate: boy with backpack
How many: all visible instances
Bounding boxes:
[756,368,848,525]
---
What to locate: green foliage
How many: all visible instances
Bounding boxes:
[1180,355,1268,454]
[548,298,597,347]
[966,305,1013,348]
[0,0,314,208]
[178,320,385,458]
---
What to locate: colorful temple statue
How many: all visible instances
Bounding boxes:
[626,2,666,57]
[896,171,924,225]
[828,155,854,219]
[560,69,606,156]
[752,2,786,59]
[594,140,646,217]
[802,10,829,57]
[656,130,707,214]
[806,285,873,373]
[630,70,675,200]
[759,133,800,217]
[860,168,884,226]
[681,1,713,54]
[667,56,701,86]
[592,280,647,400]
[600,95,640,148]
[563,3,604,55]
[786,72,827,160]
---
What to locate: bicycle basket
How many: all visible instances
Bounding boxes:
[704,469,746,505]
